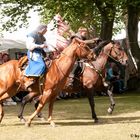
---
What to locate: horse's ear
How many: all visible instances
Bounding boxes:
[110,40,115,44]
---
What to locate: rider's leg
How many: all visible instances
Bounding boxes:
[23,76,38,89]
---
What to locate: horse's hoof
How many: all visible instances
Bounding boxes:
[50,121,55,127]
[40,117,46,121]
[25,122,31,127]
[107,107,113,114]
[93,119,98,123]
[20,118,26,123]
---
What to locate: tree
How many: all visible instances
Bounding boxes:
[0,0,101,34]
[0,0,122,37]
[126,0,140,75]
[93,0,116,40]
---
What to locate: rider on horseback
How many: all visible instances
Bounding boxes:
[24,24,48,89]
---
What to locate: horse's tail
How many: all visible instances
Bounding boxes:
[18,56,28,68]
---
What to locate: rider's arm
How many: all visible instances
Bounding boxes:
[26,37,46,51]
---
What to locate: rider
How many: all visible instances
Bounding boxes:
[68,27,96,87]
[75,27,88,40]
[23,24,48,89]
[70,27,108,87]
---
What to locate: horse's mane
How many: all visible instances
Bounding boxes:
[93,40,111,55]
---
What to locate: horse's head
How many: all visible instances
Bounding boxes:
[107,41,128,66]
[73,37,96,61]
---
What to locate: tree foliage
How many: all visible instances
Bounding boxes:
[0,0,124,36]
[0,0,139,39]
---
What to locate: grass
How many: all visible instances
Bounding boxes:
[0,91,140,140]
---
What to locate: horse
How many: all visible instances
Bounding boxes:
[0,37,94,125]
[0,59,42,123]
[25,40,128,127]
[59,40,128,123]
[16,14,73,122]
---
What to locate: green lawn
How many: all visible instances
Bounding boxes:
[0,91,140,140]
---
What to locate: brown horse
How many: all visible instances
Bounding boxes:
[16,41,100,123]
[25,41,128,127]
[61,40,128,122]
[0,59,43,123]
[0,37,94,125]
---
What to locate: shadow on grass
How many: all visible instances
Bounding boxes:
[3,115,139,127]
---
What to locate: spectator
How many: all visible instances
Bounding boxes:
[107,62,125,94]
[2,53,10,63]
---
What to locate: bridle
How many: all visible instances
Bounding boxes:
[104,44,125,64]
[86,43,125,81]
[61,42,94,61]
[55,42,94,77]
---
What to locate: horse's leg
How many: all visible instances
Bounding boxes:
[86,88,98,123]
[0,93,11,123]
[106,85,115,114]
[0,103,4,123]
[34,99,46,121]
[47,96,57,127]
[0,83,8,97]
[18,91,39,123]
[26,89,52,127]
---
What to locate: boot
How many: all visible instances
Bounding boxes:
[24,76,36,89]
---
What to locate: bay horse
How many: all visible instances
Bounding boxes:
[63,41,128,122]
[0,37,94,125]
[25,41,128,127]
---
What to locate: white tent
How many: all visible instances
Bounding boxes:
[0,38,27,59]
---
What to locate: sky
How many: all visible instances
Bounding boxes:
[2,12,140,41]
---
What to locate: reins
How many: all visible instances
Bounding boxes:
[54,42,94,78]
[103,44,124,63]
[85,61,105,80]
[85,43,125,81]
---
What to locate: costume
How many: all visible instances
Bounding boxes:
[25,32,46,77]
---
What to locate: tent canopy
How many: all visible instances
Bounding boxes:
[0,38,27,59]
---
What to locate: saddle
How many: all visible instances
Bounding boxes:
[18,56,52,70]
[18,56,28,70]
[17,56,51,90]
